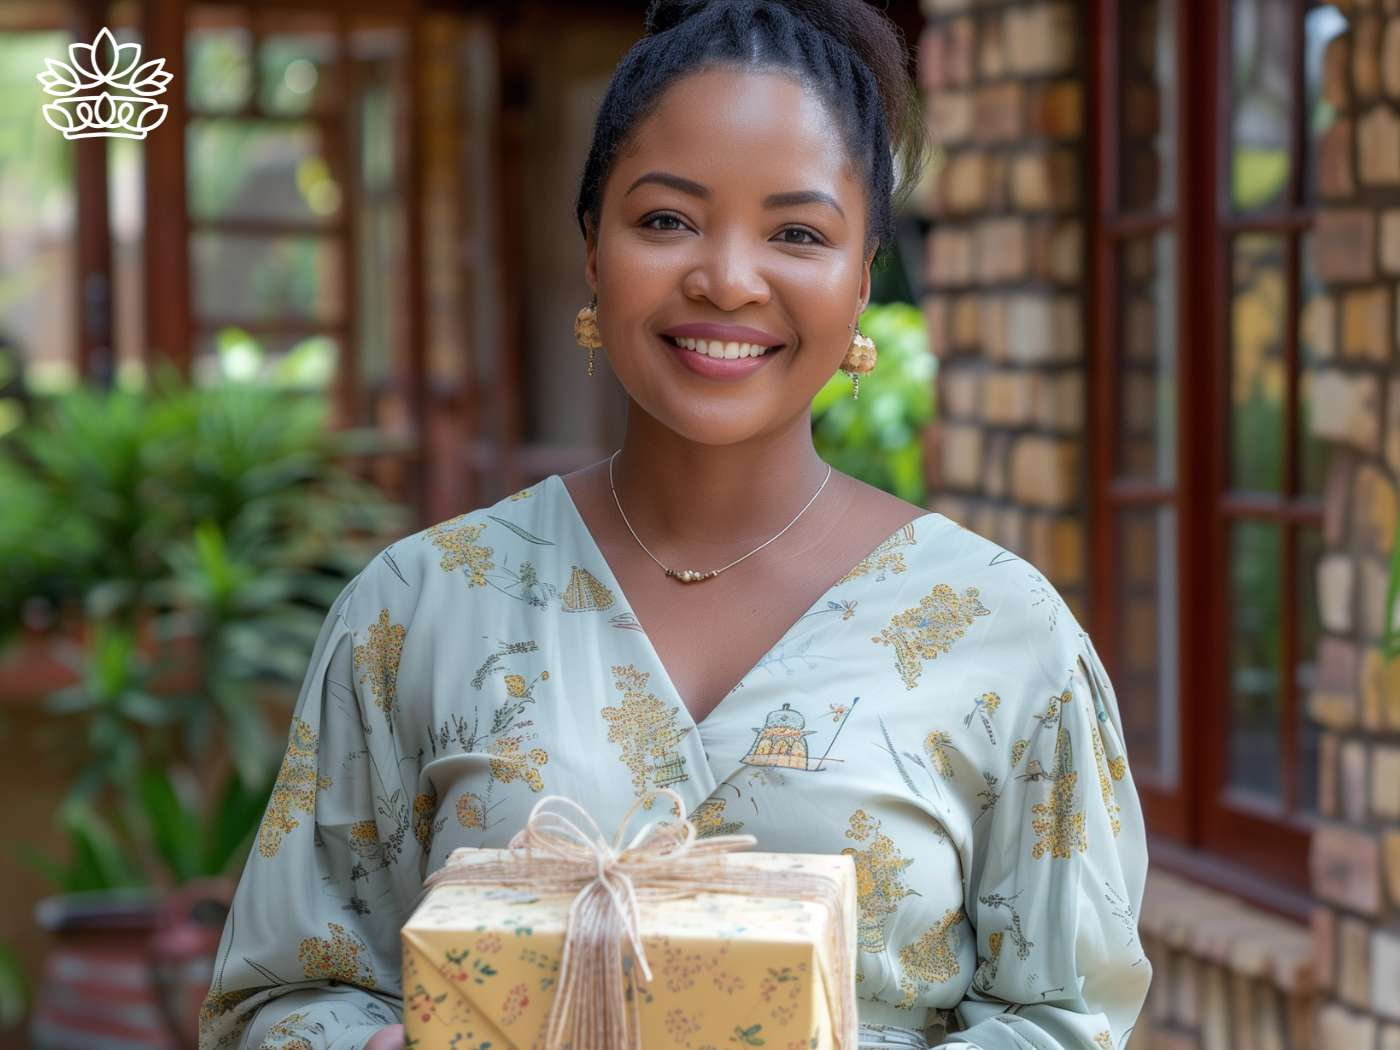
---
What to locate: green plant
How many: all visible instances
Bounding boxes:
[4,362,412,892]
[811,301,937,504]
[0,939,26,1030]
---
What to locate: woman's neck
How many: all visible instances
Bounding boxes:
[603,415,847,553]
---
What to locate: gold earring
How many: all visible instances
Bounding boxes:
[574,294,602,376]
[840,322,877,400]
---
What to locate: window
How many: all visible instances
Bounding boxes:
[1092,0,1342,910]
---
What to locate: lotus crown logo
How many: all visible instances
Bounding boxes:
[36,26,172,140]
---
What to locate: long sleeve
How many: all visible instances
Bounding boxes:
[199,557,422,1050]
[937,627,1153,1050]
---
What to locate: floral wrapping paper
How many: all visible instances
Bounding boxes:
[401,849,858,1050]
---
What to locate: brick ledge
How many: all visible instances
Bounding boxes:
[1139,867,1318,995]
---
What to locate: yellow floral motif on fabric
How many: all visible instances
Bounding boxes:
[257,717,330,859]
[263,1012,313,1050]
[354,609,406,717]
[412,787,439,850]
[297,922,374,984]
[1094,1032,1114,1050]
[601,664,693,797]
[842,809,917,953]
[873,583,991,690]
[456,792,486,829]
[689,797,746,838]
[347,820,383,861]
[507,488,534,500]
[923,730,958,778]
[897,906,963,1006]
[1090,721,1123,836]
[836,522,919,585]
[1031,772,1087,860]
[425,517,495,584]
[489,737,549,792]
[196,988,258,1048]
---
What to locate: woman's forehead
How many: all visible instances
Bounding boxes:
[614,69,858,199]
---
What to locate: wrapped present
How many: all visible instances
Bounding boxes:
[401,790,858,1050]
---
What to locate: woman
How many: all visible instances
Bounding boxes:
[198,2,1153,1048]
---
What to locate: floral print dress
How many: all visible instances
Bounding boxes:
[199,473,1152,1050]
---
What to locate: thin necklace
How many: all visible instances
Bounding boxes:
[607,449,833,583]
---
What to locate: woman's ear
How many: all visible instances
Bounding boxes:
[856,242,878,314]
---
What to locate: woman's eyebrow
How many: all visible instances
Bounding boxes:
[623,171,845,219]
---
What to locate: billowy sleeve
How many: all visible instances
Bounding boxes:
[199,554,423,1050]
[937,626,1153,1050]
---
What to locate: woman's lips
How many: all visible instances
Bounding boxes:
[661,334,783,381]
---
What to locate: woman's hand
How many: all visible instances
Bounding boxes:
[364,1023,405,1050]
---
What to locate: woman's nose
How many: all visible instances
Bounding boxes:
[681,233,771,309]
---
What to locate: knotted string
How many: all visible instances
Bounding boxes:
[416,789,856,1050]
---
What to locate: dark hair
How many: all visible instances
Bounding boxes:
[574,0,930,267]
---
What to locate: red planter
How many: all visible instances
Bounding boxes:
[29,880,232,1050]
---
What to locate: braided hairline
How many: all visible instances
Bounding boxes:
[576,0,906,264]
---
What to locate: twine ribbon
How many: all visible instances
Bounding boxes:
[417,789,855,1050]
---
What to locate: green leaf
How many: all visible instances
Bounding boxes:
[136,766,202,883]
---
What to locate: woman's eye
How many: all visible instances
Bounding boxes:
[640,215,822,245]
[642,213,687,231]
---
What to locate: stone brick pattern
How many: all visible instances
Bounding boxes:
[917,0,1089,624]
[1305,3,1400,1048]
[915,1,1400,1049]
[1135,869,1321,1050]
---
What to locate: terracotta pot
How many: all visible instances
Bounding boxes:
[29,881,233,1050]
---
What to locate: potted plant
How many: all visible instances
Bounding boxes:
[4,364,411,1049]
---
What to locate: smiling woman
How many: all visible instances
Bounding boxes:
[198,4,1153,1050]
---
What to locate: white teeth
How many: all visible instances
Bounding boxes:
[673,336,771,359]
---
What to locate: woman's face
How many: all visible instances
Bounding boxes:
[585,67,876,447]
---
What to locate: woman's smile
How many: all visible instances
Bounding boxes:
[660,331,785,381]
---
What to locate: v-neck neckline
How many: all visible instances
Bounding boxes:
[548,472,943,731]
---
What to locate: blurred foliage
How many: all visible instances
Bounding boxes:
[0,940,25,1031]
[3,362,411,891]
[811,301,937,505]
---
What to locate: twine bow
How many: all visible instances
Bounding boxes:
[417,789,855,1050]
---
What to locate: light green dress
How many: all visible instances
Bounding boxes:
[198,473,1152,1050]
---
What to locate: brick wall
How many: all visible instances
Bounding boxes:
[916,0,1400,1048]
[918,0,1090,623]
[1305,5,1400,1048]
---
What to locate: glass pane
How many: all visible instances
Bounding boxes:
[1299,230,1330,497]
[188,119,342,223]
[1230,0,1294,211]
[110,137,146,389]
[258,12,338,117]
[1230,234,1287,493]
[1295,524,1323,817]
[187,12,253,114]
[1302,5,1349,204]
[193,328,339,390]
[1,30,77,394]
[1115,504,1179,786]
[192,232,343,323]
[353,20,407,395]
[1229,519,1283,802]
[1118,0,1177,213]
[1117,233,1177,483]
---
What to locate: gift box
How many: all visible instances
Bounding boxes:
[400,796,858,1050]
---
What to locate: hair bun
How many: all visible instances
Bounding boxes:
[643,0,718,36]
